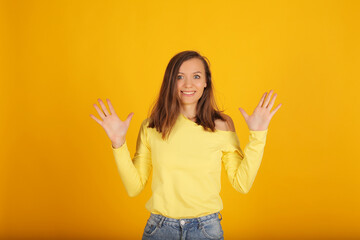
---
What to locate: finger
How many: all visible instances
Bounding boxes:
[267,93,277,110]
[90,114,103,126]
[125,112,134,124]
[98,98,110,116]
[238,107,249,121]
[269,103,282,118]
[257,92,267,108]
[93,104,106,119]
[263,89,274,108]
[106,98,117,115]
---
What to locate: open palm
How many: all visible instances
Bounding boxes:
[238,90,282,131]
[90,98,134,145]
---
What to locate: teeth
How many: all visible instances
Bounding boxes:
[182,91,195,95]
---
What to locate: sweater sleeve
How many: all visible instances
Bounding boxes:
[111,119,152,197]
[221,129,268,194]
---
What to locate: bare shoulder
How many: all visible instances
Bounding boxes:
[214,113,236,132]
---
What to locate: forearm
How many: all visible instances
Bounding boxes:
[224,129,268,194]
[236,130,267,193]
[112,141,145,197]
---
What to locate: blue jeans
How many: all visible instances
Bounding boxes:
[141,211,224,240]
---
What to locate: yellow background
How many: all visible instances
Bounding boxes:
[1,0,359,239]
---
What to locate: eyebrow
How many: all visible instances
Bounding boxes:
[178,71,202,74]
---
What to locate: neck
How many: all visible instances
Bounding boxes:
[180,104,197,119]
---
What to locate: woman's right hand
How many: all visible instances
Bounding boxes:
[90,98,134,148]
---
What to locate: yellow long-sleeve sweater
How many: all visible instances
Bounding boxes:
[111,113,268,219]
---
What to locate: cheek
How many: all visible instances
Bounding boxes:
[196,82,206,91]
[195,81,204,87]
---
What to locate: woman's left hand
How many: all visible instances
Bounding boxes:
[238,89,282,131]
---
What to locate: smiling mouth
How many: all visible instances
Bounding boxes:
[181,91,196,95]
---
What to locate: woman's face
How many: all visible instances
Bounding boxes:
[176,58,207,106]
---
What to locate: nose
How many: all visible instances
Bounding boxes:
[184,76,193,87]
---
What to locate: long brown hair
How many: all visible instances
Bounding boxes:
[148,50,226,140]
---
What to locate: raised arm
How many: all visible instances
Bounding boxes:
[223,89,280,193]
[111,119,152,197]
[222,129,268,194]
[90,98,152,197]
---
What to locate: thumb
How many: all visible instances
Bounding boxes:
[238,107,248,120]
[125,112,134,124]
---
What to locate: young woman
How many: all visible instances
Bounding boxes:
[90,50,282,240]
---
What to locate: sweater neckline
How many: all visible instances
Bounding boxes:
[179,113,236,134]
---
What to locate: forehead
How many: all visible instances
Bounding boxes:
[179,58,205,72]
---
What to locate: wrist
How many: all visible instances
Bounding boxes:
[112,137,126,148]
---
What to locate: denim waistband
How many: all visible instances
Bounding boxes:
[150,211,222,224]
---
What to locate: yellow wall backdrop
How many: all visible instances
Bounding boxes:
[1,0,359,239]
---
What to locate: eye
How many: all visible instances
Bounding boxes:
[177,75,183,79]
[194,75,200,79]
